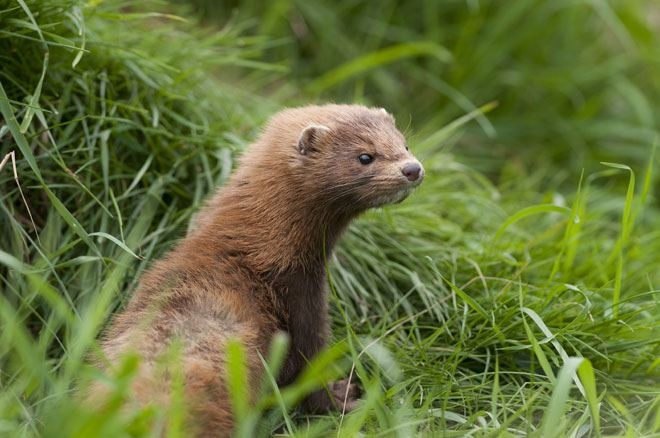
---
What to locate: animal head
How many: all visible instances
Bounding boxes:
[247,104,424,213]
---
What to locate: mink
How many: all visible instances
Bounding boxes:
[93,104,424,436]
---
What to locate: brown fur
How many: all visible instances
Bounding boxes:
[94,104,424,436]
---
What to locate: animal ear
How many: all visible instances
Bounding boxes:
[378,107,395,124]
[297,124,331,155]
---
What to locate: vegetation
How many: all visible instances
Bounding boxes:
[1,0,658,436]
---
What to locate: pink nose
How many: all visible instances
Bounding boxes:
[402,162,422,181]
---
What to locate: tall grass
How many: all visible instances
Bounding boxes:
[1,0,659,436]
[328,146,659,435]
[1,0,275,434]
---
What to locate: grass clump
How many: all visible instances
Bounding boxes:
[1,0,659,437]
[331,150,659,435]
[1,0,275,435]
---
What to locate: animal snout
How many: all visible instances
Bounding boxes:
[401,162,424,182]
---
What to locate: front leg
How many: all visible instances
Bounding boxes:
[276,321,361,413]
[274,273,360,412]
[276,276,331,388]
[276,320,327,387]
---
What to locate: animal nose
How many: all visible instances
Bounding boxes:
[401,162,423,182]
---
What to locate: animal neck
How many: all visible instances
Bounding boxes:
[201,178,356,276]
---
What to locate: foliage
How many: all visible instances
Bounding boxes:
[0,0,658,436]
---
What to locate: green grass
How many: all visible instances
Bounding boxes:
[1,0,659,436]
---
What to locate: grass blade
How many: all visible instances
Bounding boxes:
[306,42,452,93]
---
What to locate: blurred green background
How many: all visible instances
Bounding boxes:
[183,0,660,177]
[1,0,659,436]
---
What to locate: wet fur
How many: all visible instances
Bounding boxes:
[93,104,424,436]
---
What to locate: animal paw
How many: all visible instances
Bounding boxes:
[329,378,361,412]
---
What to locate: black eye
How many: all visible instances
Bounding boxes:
[358,154,374,165]
[405,145,409,151]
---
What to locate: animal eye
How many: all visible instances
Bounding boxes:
[358,154,374,165]
[405,145,409,151]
